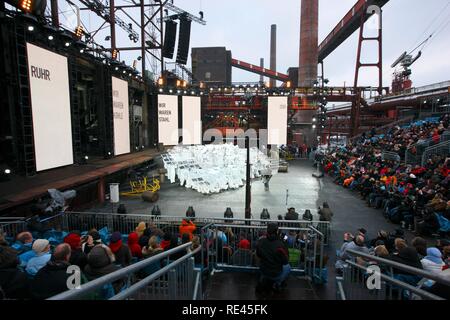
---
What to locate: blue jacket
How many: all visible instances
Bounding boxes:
[25,253,51,276]
[11,242,33,255]
[19,250,37,268]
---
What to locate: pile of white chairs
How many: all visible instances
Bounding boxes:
[161,144,274,194]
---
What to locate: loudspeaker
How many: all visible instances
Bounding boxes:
[176,17,192,65]
[162,20,178,59]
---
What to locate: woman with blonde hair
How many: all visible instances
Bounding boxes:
[142,236,163,257]
[135,221,146,238]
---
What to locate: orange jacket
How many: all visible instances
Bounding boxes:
[179,220,196,240]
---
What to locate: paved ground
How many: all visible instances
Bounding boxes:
[87,159,409,300]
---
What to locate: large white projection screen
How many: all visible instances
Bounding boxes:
[158,95,179,145]
[267,96,288,145]
[27,43,73,172]
[182,96,202,145]
[112,77,131,155]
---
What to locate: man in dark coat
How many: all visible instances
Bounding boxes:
[0,244,30,299]
[285,208,299,221]
[30,243,72,299]
[256,223,290,288]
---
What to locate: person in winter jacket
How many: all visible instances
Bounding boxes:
[30,243,72,299]
[256,223,290,288]
[127,232,142,259]
[318,202,334,222]
[64,233,87,269]
[11,232,33,255]
[109,232,132,267]
[179,219,196,241]
[25,239,51,276]
[0,244,30,299]
[81,230,102,255]
[160,233,172,250]
[421,247,445,274]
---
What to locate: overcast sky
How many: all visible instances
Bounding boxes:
[65,0,450,89]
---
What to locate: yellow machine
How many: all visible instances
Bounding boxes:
[120,176,160,196]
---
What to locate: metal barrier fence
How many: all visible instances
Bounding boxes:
[421,140,450,166]
[48,243,202,300]
[338,249,450,300]
[0,217,27,238]
[204,222,325,282]
[381,151,400,162]
[59,212,332,245]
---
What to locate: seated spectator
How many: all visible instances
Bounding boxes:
[421,247,445,274]
[30,243,72,299]
[26,239,51,276]
[256,223,290,290]
[81,230,102,255]
[160,233,172,250]
[142,236,163,258]
[84,245,124,295]
[166,235,185,261]
[338,234,370,262]
[318,202,333,222]
[83,245,115,278]
[411,237,428,258]
[0,244,29,299]
[127,232,142,259]
[135,221,146,238]
[138,228,152,248]
[302,209,313,221]
[388,246,423,286]
[109,232,132,267]
[11,232,33,255]
[370,230,389,248]
[231,238,253,266]
[179,219,197,241]
[425,268,450,299]
[189,236,202,266]
[64,233,87,270]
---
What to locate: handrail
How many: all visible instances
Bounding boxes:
[345,249,450,287]
[192,268,202,300]
[48,242,193,300]
[65,211,328,225]
[110,248,201,300]
[336,277,346,300]
[345,260,444,300]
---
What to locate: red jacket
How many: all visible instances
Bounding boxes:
[127,232,142,258]
[179,220,196,241]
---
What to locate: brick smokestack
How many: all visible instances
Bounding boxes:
[270,24,277,88]
[298,0,319,88]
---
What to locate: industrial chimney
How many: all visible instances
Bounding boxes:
[298,0,319,88]
[270,24,277,88]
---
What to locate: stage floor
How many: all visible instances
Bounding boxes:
[0,149,159,213]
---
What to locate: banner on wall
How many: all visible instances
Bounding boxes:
[112,76,131,155]
[158,95,179,145]
[182,96,202,145]
[27,43,73,172]
[267,96,288,145]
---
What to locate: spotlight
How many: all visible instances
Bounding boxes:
[169,89,173,93]
[80,49,84,53]
[191,91,195,95]
[312,117,317,122]
[108,152,111,156]
[75,25,84,38]
[115,67,119,71]
[4,169,11,175]
[20,0,32,12]
[48,35,54,40]
[27,25,34,32]
[65,42,70,47]
[158,77,164,86]
[159,88,163,93]
[312,124,316,129]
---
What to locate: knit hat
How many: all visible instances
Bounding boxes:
[32,239,50,254]
[425,247,443,265]
[110,232,122,243]
[238,239,250,250]
[64,233,81,250]
[410,174,417,179]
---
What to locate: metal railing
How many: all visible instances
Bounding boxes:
[48,243,202,300]
[381,151,400,162]
[338,249,450,300]
[204,222,325,283]
[421,140,450,166]
[59,212,332,245]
